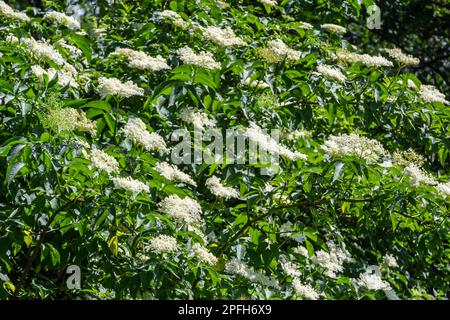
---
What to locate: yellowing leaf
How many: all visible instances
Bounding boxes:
[108,236,119,256]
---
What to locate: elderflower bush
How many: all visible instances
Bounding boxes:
[0,0,449,300]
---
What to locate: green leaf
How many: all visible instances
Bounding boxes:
[194,70,218,90]
[6,162,25,185]
[47,244,60,266]
[333,162,345,182]
[108,236,119,256]
[67,33,92,62]
[82,100,111,112]
[40,132,50,142]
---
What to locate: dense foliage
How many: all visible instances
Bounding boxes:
[0,0,449,300]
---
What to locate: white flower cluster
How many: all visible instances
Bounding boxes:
[31,65,78,88]
[121,118,169,155]
[418,85,449,105]
[5,33,19,44]
[311,241,353,278]
[242,77,270,90]
[322,133,386,162]
[245,123,307,161]
[281,261,302,278]
[154,161,197,186]
[112,176,149,194]
[294,246,309,257]
[436,182,450,198]
[316,64,346,82]
[292,279,321,300]
[216,0,230,8]
[203,26,246,47]
[193,243,218,265]
[44,11,80,29]
[403,164,436,186]
[337,50,393,68]
[44,107,96,135]
[90,148,119,174]
[97,77,144,98]
[111,48,170,71]
[158,195,202,225]
[179,108,215,129]
[205,176,240,200]
[259,0,277,6]
[149,235,178,254]
[321,23,346,34]
[298,22,314,30]
[392,149,425,167]
[0,1,30,22]
[23,37,66,65]
[356,269,391,291]
[382,254,399,268]
[159,10,191,30]
[56,39,83,57]
[176,46,221,70]
[264,183,290,204]
[267,39,301,62]
[384,48,420,66]
[225,258,279,288]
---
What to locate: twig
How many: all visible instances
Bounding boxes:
[220,197,375,252]
[12,199,81,299]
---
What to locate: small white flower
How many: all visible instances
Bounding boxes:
[321,23,346,34]
[31,65,79,88]
[436,182,450,198]
[316,64,346,82]
[97,77,144,98]
[322,133,387,162]
[384,48,420,66]
[149,235,178,254]
[121,118,168,155]
[179,108,215,129]
[403,164,436,186]
[245,123,307,161]
[259,0,277,6]
[356,269,391,291]
[23,37,66,65]
[111,48,171,71]
[281,261,302,278]
[267,39,301,61]
[6,34,19,44]
[392,149,425,167]
[337,50,393,68]
[154,162,197,186]
[292,279,321,300]
[242,77,270,89]
[225,258,279,288]
[176,46,221,70]
[311,241,353,278]
[299,22,314,30]
[294,246,309,258]
[205,176,240,200]
[158,195,202,225]
[90,148,119,174]
[203,26,246,47]
[158,10,191,30]
[418,85,449,105]
[112,176,149,194]
[44,11,80,29]
[193,243,218,265]
[56,39,83,57]
[0,1,30,22]
[382,254,399,268]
